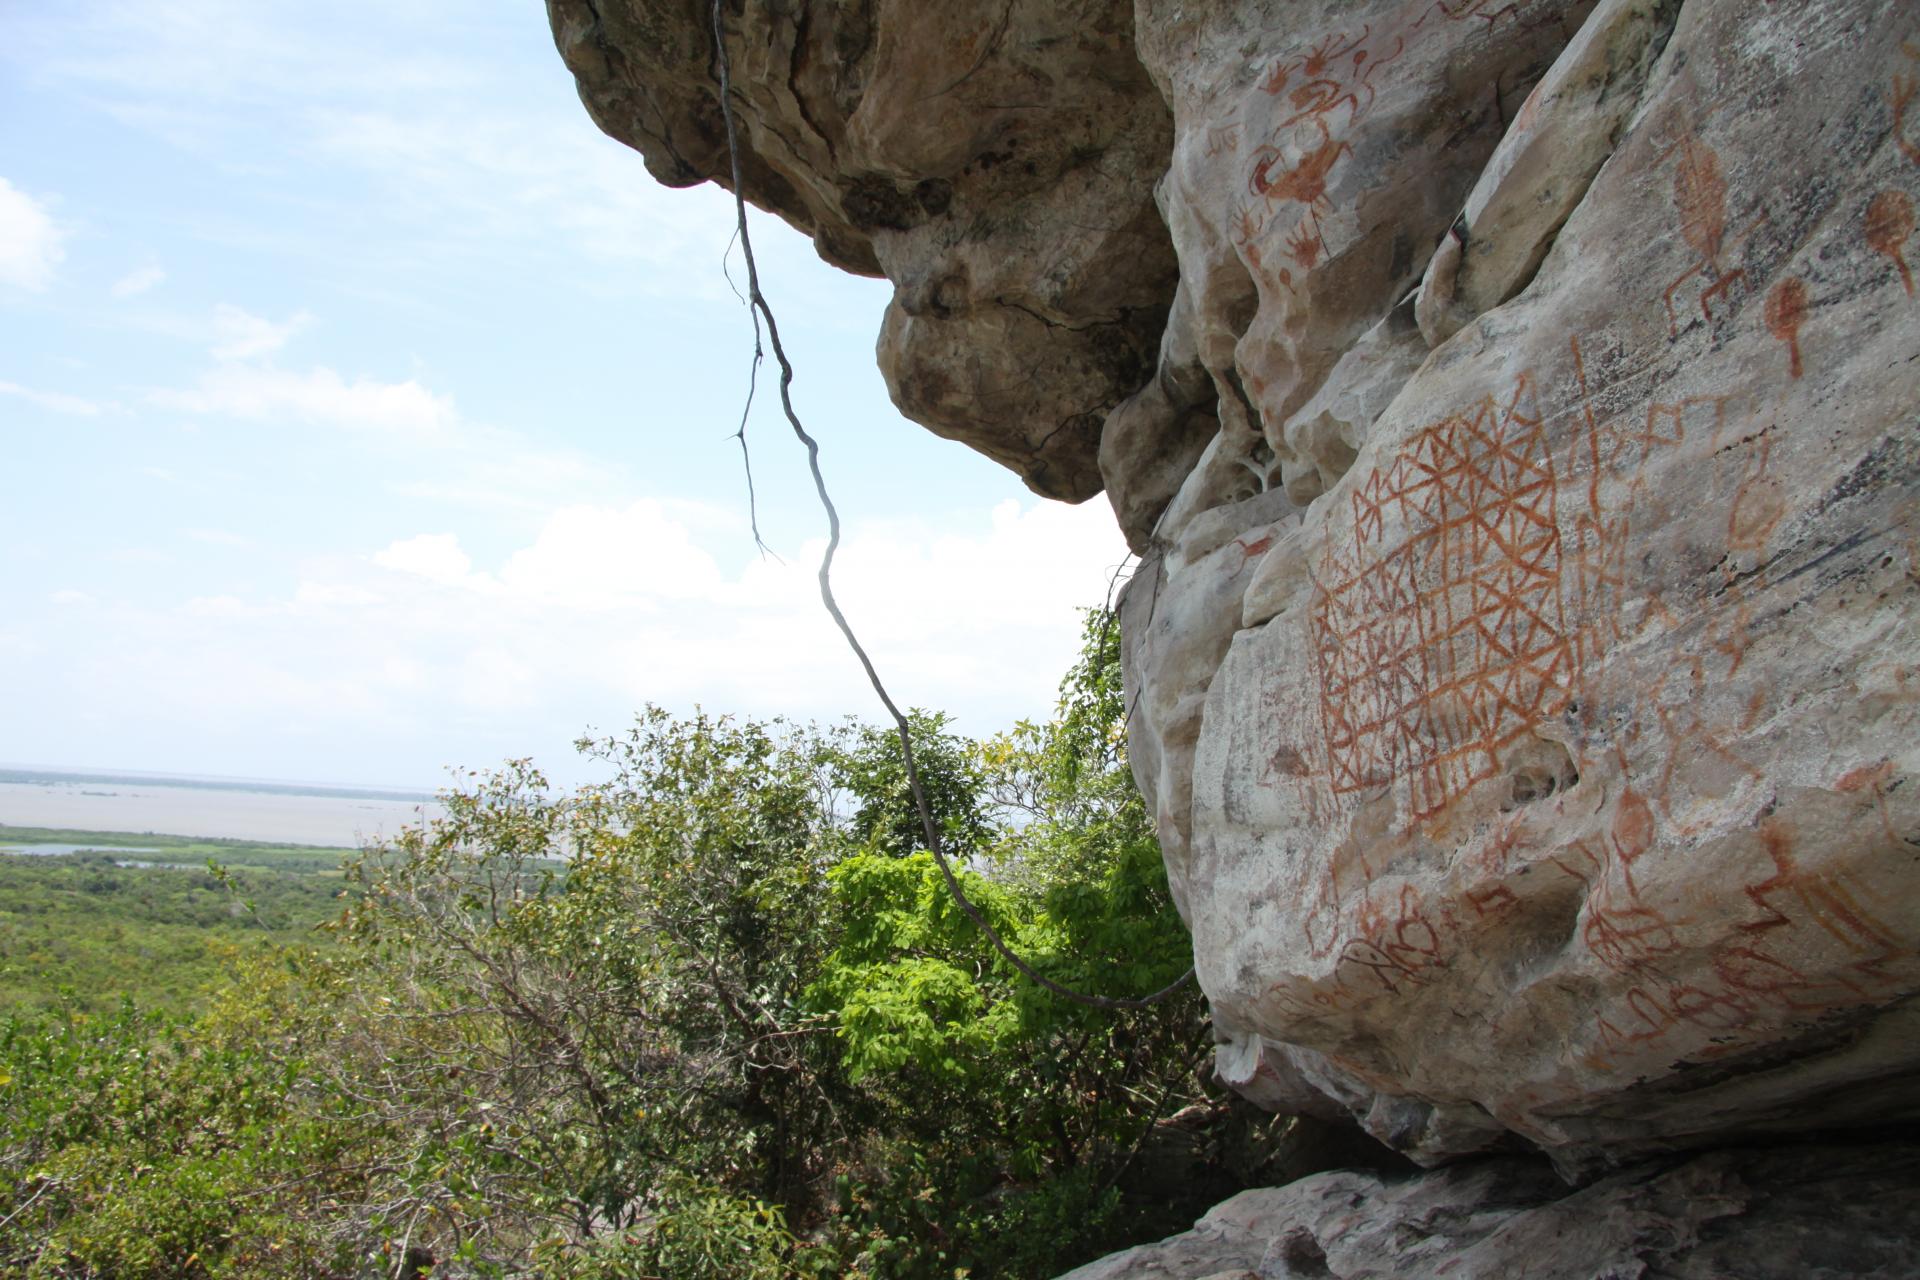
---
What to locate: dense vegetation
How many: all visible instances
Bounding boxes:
[0,832,348,1013]
[0,614,1330,1278]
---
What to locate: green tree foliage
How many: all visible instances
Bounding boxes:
[811,609,1208,1272]
[0,851,344,1014]
[0,607,1294,1279]
[326,713,856,1247]
[0,968,374,1278]
[836,709,994,859]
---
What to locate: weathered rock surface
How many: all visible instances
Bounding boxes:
[547,0,1179,501]
[1165,0,1920,1167]
[1058,1142,1920,1280]
[550,0,1920,1184]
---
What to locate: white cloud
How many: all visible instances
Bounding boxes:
[292,581,381,608]
[24,2,477,116]
[151,364,457,438]
[76,495,1128,778]
[10,3,746,294]
[496,501,725,605]
[456,647,541,711]
[111,264,166,298]
[0,179,65,291]
[0,380,103,416]
[210,303,309,360]
[146,355,620,517]
[183,594,255,618]
[388,442,615,512]
[0,3,1126,786]
[50,589,95,606]
[309,108,741,287]
[372,533,473,586]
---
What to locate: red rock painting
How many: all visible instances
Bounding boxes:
[1660,133,1756,339]
[1865,189,1916,295]
[1310,375,1573,822]
[1892,40,1920,165]
[1764,277,1809,378]
[1243,20,1407,274]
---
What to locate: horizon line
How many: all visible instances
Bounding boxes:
[0,761,442,802]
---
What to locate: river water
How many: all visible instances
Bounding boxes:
[2,842,167,857]
[0,771,446,848]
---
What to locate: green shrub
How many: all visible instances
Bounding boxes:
[1,606,1268,1280]
[535,1175,798,1280]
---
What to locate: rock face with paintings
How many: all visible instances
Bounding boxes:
[1129,0,1920,1169]
[551,0,1920,1268]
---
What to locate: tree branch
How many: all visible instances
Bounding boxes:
[708,0,1192,1011]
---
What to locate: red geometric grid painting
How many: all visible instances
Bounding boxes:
[1311,375,1574,820]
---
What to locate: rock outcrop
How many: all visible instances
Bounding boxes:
[1128,0,1920,1170]
[547,0,1179,502]
[549,0,1920,1261]
[1058,1142,1920,1280]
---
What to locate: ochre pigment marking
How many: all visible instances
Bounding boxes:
[1746,817,1905,967]
[1764,277,1809,379]
[1729,438,1788,551]
[1244,20,1406,274]
[1865,190,1916,295]
[1312,374,1573,822]
[1659,132,1758,339]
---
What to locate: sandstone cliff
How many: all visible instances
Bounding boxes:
[550,0,1920,1270]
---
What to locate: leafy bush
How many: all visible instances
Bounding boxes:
[0,990,363,1278]
[1,607,1290,1279]
[534,1175,798,1280]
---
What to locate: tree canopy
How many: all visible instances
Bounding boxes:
[0,607,1340,1279]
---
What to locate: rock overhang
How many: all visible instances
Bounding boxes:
[549,0,1920,1170]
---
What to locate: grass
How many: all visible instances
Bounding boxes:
[0,825,356,1014]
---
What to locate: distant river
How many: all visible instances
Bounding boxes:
[0,769,446,848]
[4,843,167,857]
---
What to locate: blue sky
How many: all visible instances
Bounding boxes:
[0,0,1128,787]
